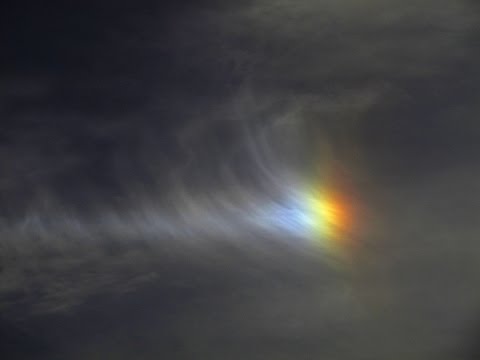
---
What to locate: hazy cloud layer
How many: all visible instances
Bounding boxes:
[1,1,480,359]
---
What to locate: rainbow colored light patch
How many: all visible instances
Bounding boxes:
[304,188,353,252]
[254,183,354,254]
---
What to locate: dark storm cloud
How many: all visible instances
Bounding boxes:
[1,1,480,359]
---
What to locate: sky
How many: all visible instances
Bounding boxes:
[1,0,480,359]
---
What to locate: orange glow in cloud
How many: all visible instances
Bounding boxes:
[305,179,357,255]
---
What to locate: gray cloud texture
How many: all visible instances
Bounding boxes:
[1,0,480,359]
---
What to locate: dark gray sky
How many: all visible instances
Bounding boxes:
[1,1,480,359]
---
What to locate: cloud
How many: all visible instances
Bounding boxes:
[1,1,480,359]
